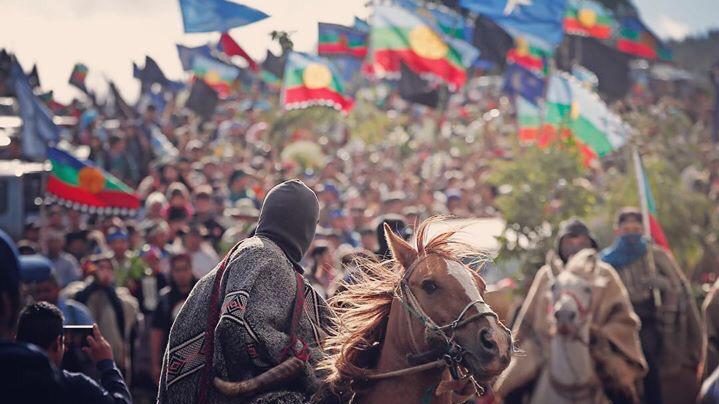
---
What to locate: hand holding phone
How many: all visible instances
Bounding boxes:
[81,324,114,364]
[63,325,93,349]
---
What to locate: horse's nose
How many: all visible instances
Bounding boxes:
[554,309,576,324]
[477,327,499,356]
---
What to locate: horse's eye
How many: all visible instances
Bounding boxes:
[421,280,439,294]
[583,286,592,295]
[550,283,557,293]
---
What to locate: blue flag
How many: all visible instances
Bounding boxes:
[459,0,567,47]
[176,44,213,71]
[179,0,269,33]
[10,59,60,160]
[503,63,546,105]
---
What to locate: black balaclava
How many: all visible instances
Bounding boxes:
[255,180,320,273]
[556,218,598,263]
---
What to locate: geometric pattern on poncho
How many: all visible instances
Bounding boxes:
[166,332,206,387]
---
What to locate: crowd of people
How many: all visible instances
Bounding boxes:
[0,47,719,403]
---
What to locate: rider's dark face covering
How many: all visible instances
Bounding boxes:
[255,180,320,273]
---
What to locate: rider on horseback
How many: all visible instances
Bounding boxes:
[494,218,648,403]
[157,180,333,404]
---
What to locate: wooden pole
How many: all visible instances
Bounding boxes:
[632,146,662,307]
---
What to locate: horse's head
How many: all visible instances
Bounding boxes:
[548,249,603,338]
[384,222,512,384]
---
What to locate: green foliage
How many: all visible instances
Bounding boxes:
[591,155,713,270]
[489,140,597,278]
[347,98,393,145]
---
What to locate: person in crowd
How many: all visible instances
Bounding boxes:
[181,225,219,279]
[108,226,136,288]
[15,303,132,404]
[106,134,137,184]
[192,185,226,248]
[374,214,411,261]
[71,252,139,375]
[46,229,82,287]
[66,230,90,262]
[220,197,260,253]
[150,253,197,383]
[227,168,257,204]
[158,180,333,404]
[144,221,171,274]
[141,192,168,228]
[600,207,703,404]
[328,209,360,248]
[307,242,337,298]
[495,219,647,403]
[0,229,71,404]
[19,254,93,325]
[358,226,377,253]
[130,245,168,314]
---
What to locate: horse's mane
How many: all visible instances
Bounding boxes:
[319,218,485,392]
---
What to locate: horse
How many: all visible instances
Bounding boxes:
[529,256,608,404]
[318,219,513,403]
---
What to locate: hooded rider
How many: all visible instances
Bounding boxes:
[158,180,333,404]
[495,218,647,403]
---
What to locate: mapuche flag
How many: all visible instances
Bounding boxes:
[47,147,140,216]
[634,151,671,250]
[370,4,478,90]
[191,54,241,98]
[318,23,368,58]
[542,72,629,163]
[563,0,617,40]
[68,63,89,93]
[506,35,551,77]
[281,52,353,113]
[616,16,672,61]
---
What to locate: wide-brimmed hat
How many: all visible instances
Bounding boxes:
[226,198,260,219]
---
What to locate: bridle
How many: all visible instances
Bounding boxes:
[547,282,599,399]
[363,254,500,392]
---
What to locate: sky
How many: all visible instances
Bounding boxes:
[0,0,717,104]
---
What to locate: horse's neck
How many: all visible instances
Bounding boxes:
[549,326,595,385]
[354,300,448,404]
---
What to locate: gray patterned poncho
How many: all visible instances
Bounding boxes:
[157,236,332,404]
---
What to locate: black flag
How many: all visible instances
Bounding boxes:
[185,78,219,120]
[559,36,632,101]
[261,50,286,79]
[109,81,137,120]
[27,64,40,89]
[472,15,514,69]
[398,62,439,108]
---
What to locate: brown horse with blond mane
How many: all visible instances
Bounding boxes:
[317,219,513,403]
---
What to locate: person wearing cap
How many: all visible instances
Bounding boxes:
[220,198,260,253]
[46,229,82,288]
[495,218,647,404]
[71,253,139,375]
[600,207,703,404]
[158,180,333,404]
[19,254,94,326]
[107,226,136,289]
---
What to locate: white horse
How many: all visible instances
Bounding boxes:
[530,259,609,404]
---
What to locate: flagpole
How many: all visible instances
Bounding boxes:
[632,145,662,307]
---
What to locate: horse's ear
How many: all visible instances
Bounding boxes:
[384,223,417,270]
